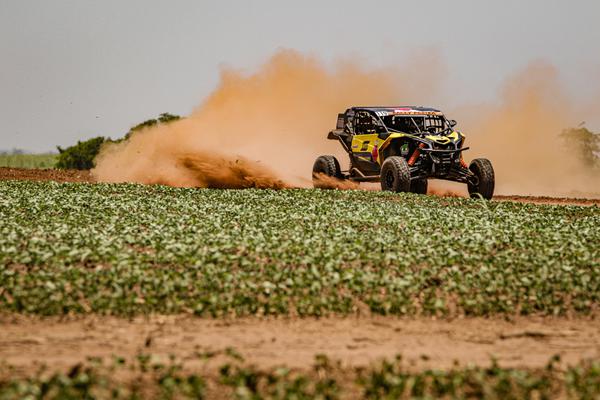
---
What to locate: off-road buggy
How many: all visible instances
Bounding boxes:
[312,106,495,199]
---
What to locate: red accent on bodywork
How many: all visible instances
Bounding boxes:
[371,145,378,161]
[408,143,426,166]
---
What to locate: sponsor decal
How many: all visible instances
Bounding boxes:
[376,109,442,116]
[393,110,442,116]
[400,143,409,156]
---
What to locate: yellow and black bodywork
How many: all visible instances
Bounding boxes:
[350,130,464,166]
[317,106,495,198]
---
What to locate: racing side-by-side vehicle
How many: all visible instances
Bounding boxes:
[312,106,495,199]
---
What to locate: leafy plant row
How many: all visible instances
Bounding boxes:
[0,181,598,316]
[1,353,599,399]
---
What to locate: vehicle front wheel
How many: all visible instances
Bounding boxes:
[312,155,342,188]
[410,179,428,195]
[380,156,411,193]
[467,158,495,199]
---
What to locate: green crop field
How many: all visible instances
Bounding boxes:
[0,180,598,317]
[1,353,599,399]
[0,154,57,169]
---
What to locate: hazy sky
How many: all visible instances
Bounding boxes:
[1,0,599,152]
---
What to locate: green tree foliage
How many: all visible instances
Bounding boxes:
[55,136,106,170]
[123,112,181,140]
[157,112,181,124]
[54,113,181,170]
[560,126,600,168]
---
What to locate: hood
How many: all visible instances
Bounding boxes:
[424,131,464,145]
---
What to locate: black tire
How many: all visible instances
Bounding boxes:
[380,156,411,193]
[410,179,428,195]
[312,155,342,188]
[467,158,495,200]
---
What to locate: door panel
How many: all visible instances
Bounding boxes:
[351,133,381,168]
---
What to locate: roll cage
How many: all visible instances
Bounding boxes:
[340,107,456,137]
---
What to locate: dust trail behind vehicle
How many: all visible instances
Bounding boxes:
[92,50,600,196]
[92,49,444,188]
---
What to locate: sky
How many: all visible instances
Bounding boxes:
[1,0,600,152]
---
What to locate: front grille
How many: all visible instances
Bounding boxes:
[430,144,459,175]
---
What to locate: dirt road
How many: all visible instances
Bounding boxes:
[2,167,599,205]
[0,167,92,183]
[0,315,598,374]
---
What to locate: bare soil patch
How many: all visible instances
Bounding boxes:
[494,194,600,206]
[0,316,597,374]
[0,167,93,183]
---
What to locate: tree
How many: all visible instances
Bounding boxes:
[560,126,600,169]
[54,113,182,169]
[157,112,180,124]
[123,113,181,140]
[55,137,106,170]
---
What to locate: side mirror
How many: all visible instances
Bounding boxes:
[449,119,457,127]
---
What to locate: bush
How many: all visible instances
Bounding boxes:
[122,113,181,141]
[560,126,600,168]
[55,136,106,170]
[54,113,181,170]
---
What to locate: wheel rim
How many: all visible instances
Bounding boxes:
[384,170,395,188]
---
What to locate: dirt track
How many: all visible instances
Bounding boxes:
[493,195,600,206]
[0,167,92,183]
[0,315,598,374]
[2,167,599,206]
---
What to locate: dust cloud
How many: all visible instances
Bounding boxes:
[460,61,600,197]
[92,49,443,188]
[312,173,360,190]
[93,50,599,197]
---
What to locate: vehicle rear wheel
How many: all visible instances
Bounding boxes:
[467,158,495,199]
[312,155,342,188]
[410,179,428,195]
[380,156,411,193]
